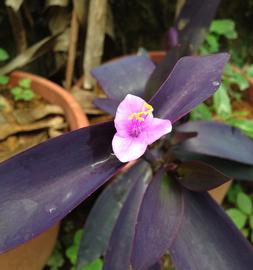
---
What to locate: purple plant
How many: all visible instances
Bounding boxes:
[1,1,253,270]
[1,51,253,270]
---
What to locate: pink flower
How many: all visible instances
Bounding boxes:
[112,94,172,162]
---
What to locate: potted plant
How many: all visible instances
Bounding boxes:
[0,71,88,270]
[2,2,253,270]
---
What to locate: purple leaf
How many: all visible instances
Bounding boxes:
[147,262,161,270]
[144,46,183,100]
[0,121,124,253]
[103,170,151,270]
[172,130,197,144]
[91,55,155,101]
[177,160,230,191]
[132,171,184,270]
[176,0,221,52]
[173,151,253,182]
[177,121,253,165]
[77,160,152,269]
[170,190,253,270]
[150,53,229,123]
[165,27,178,51]
[145,0,221,99]
[93,98,118,115]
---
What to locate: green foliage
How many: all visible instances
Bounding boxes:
[236,192,252,215]
[0,48,10,61]
[0,75,9,85]
[10,79,34,101]
[227,183,243,204]
[66,229,83,265]
[190,103,212,121]
[226,208,247,229]
[249,216,253,230]
[226,183,253,245]
[200,19,237,54]
[80,258,103,270]
[227,119,253,139]
[246,65,253,77]
[195,19,253,141]
[64,228,103,270]
[213,84,231,117]
[210,19,237,39]
[19,78,31,88]
[223,64,249,91]
[46,242,64,270]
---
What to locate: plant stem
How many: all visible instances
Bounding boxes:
[65,10,79,91]
[83,0,107,90]
[7,7,27,53]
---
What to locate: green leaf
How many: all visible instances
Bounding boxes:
[241,228,249,238]
[246,65,253,77]
[236,192,252,215]
[46,242,64,270]
[227,183,243,204]
[224,30,238,39]
[210,19,237,39]
[66,229,83,266]
[19,78,31,88]
[22,89,34,101]
[226,208,247,230]
[74,229,83,245]
[249,216,253,230]
[213,84,231,117]
[190,103,212,121]
[80,258,103,270]
[10,86,23,101]
[66,245,78,265]
[230,72,249,91]
[0,48,10,61]
[227,119,253,139]
[251,231,253,244]
[206,34,219,53]
[224,64,233,75]
[0,75,9,85]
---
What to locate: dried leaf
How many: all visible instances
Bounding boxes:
[0,36,58,75]
[48,8,70,34]
[71,88,104,115]
[13,104,64,124]
[0,95,13,113]
[0,132,48,162]
[46,0,69,7]
[0,116,64,140]
[73,0,88,25]
[5,0,23,12]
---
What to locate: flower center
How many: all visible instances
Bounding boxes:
[128,103,153,137]
[128,103,153,121]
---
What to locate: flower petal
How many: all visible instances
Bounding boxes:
[145,118,172,144]
[112,133,147,162]
[114,94,153,136]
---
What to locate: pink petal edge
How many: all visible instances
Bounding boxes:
[146,118,172,145]
[112,133,148,163]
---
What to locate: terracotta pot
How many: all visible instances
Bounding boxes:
[0,71,89,270]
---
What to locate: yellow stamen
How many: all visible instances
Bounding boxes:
[128,102,154,121]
